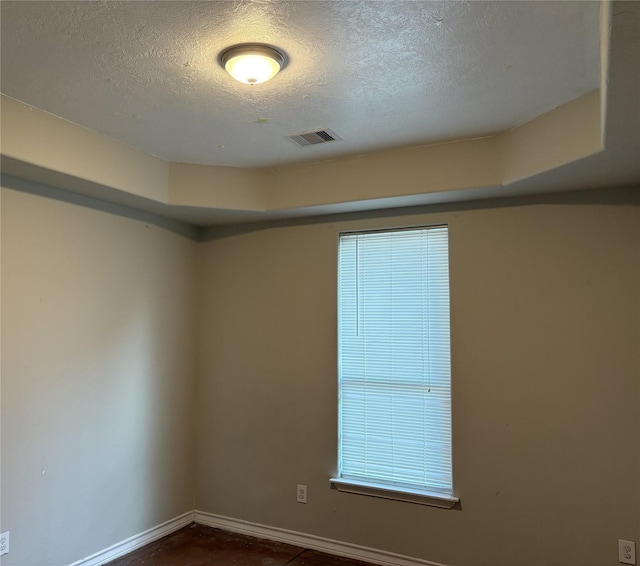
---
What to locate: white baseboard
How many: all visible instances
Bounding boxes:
[194,510,448,566]
[69,511,194,566]
[69,509,448,566]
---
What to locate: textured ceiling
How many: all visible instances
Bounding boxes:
[0,1,600,168]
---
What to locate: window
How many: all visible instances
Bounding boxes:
[331,226,457,508]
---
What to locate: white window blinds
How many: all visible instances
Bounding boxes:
[337,226,452,496]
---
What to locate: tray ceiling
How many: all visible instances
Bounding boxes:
[0,1,600,168]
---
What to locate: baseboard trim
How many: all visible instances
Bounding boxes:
[69,509,448,566]
[194,510,448,566]
[69,511,194,566]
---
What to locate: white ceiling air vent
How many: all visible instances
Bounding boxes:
[285,128,342,148]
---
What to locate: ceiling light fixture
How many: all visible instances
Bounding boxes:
[220,44,286,85]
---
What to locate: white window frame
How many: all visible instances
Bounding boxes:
[330,225,458,508]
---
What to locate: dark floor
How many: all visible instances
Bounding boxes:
[106,523,374,566]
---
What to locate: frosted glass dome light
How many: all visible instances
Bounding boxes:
[220,44,286,85]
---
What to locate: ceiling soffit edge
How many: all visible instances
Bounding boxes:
[0,89,604,217]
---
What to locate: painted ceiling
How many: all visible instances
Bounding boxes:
[1,1,638,226]
[1,1,601,168]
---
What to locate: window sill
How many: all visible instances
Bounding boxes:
[329,478,459,509]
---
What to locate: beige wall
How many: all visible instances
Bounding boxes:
[1,185,198,566]
[2,182,638,566]
[196,194,640,566]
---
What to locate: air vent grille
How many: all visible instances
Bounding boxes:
[286,128,342,147]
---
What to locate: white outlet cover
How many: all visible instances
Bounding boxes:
[0,530,9,556]
[296,484,307,504]
[619,539,636,565]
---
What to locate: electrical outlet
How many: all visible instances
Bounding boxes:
[0,531,9,556]
[619,539,636,565]
[296,484,307,504]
